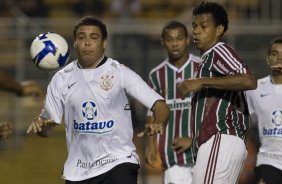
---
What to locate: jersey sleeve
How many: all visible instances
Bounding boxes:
[40,74,63,124]
[120,66,164,110]
[212,44,253,75]
[146,74,155,116]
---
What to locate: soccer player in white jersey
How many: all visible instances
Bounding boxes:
[145,21,201,184]
[177,2,257,183]
[26,16,170,184]
[246,37,282,184]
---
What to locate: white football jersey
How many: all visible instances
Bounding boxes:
[40,57,164,181]
[246,76,282,170]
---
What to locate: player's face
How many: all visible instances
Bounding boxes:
[192,13,224,54]
[268,43,282,65]
[74,25,106,68]
[161,28,189,61]
[267,43,282,71]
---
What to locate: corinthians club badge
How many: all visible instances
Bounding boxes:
[100,72,114,91]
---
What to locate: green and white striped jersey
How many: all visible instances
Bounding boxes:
[192,42,252,147]
[148,54,201,169]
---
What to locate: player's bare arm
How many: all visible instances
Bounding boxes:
[20,81,44,100]
[0,71,43,100]
[26,117,57,137]
[144,116,158,168]
[172,137,193,155]
[177,74,257,96]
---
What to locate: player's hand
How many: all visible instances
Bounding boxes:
[0,122,12,140]
[137,123,164,137]
[177,79,202,98]
[20,80,44,101]
[270,63,282,73]
[26,117,55,134]
[171,137,192,155]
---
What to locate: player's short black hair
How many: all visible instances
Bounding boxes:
[193,1,228,34]
[161,20,188,39]
[73,16,107,40]
[268,36,282,55]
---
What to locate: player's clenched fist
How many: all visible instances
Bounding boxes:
[177,78,203,97]
[0,122,12,140]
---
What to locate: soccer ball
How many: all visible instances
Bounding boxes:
[30,32,70,71]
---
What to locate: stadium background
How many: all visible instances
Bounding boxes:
[0,0,281,183]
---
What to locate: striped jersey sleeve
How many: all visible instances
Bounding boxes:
[209,43,252,76]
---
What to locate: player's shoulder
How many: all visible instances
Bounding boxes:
[51,60,76,79]
[149,60,168,75]
[105,57,132,71]
[258,76,271,87]
[210,42,241,62]
[247,76,270,96]
[62,61,77,73]
[106,57,138,77]
[189,53,202,64]
[212,42,237,55]
[106,57,122,69]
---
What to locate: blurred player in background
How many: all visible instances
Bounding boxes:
[0,70,43,139]
[26,16,169,184]
[246,36,282,184]
[177,2,257,183]
[145,20,201,184]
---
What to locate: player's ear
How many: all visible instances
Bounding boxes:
[216,25,224,38]
[266,56,270,66]
[103,40,107,49]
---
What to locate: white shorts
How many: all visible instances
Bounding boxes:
[164,164,194,184]
[192,133,247,184]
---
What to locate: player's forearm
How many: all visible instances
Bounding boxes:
[200,74,257,91]
[151,100,169,127]
[147,133,157,149]
[146,116,158,147]
[0,71,23,95]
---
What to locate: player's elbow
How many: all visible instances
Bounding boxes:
[246,74,257,90]
[152,100,170,126]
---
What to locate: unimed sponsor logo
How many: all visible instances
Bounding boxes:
[166,98,191,110]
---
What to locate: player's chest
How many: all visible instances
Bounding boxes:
[62,70,121,103]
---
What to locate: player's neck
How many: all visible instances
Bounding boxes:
[271,74,282,84]
[169,54,189,69]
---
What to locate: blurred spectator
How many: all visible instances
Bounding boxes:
[0,0,12,16]
[15,0,48,17]
[71,0,105,17]
[109,0,142,18]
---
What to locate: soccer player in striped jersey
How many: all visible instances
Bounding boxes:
[177,2,257,184]
[246,37,282,184]
[145,21,201,184]
[26,16,169,184]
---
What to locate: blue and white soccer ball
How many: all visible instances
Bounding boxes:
[30,32,70,71]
